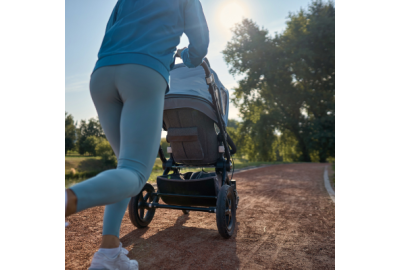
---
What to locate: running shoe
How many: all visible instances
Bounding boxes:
[88,244,138,270]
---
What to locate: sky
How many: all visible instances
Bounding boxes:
[66,0,317,134]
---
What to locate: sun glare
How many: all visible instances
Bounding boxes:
[219,2,246,29]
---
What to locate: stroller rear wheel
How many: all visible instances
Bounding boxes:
[129,183,158,228]
[216,185,236,239]
[182,210,190,214]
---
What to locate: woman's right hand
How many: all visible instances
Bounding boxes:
[176,47,187,58]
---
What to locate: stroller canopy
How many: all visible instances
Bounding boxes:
[167,63,229,126]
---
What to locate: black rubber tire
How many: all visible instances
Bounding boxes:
[182,210,190,215]
[231,180,239,210]
[216,185,236,239]
[128,183,158,228]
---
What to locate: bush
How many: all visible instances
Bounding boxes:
[80,136,100,156]
[77,117,105,155]
[95,139,117,167]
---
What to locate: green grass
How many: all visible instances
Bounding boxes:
[65,156,113,188]
[65,156,104,173]
[65,154,96,158]
[65,155,294,188]
[146,158,291,183]
[232,159,289,170]
[65,171,100,188]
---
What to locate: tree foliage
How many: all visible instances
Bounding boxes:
[159,138,170,159]
[95,138,117,166]
[80,136,100,156]
[65,112,76,155]
[77,118,105,155]
[223,1,335,162]
[227,119,239,129]
[65,112,117,164]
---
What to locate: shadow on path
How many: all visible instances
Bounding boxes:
[121,212,240,270]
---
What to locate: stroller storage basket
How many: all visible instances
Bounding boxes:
[156,172,219,207]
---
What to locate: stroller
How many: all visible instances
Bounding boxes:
[128,58,238,238]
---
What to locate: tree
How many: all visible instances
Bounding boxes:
[77,118,105,155]
[95,138,117,166]
[80,136,100,156]
[273,131,302,162]
[227,119,239,129]
[226,124,247,160]
[222,1,335,162]
[159,138,170,159]
[65,112,76,155]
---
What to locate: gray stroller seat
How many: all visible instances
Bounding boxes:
[164,97,219,166]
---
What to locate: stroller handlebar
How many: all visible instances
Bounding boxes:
[200,60,212,77]
[201,59,215,85]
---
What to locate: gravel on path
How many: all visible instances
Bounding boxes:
[65,163,335,269]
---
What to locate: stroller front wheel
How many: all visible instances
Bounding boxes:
[128,183,158,228]
[216,185,236,239]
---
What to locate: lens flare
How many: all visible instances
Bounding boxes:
[220,2,245,29]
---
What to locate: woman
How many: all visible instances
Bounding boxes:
[65,0,209,269]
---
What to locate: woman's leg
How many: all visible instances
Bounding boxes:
[68,64,166,239]
[66,65,123,217]
[87,65,127,246]
[101,64,167,239]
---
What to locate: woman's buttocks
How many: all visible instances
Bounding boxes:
[91,64,167,96]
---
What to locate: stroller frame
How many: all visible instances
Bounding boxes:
[128,59,238,238]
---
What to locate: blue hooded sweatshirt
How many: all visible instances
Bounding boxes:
[93,0,209,88]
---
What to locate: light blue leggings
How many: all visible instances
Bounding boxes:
[70,64,166,237]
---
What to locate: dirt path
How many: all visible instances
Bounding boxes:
[66,163,335,269]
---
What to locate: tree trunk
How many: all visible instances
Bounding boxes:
[299,140,311,162]
[293,132,311,162]
[318,143,328,163]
